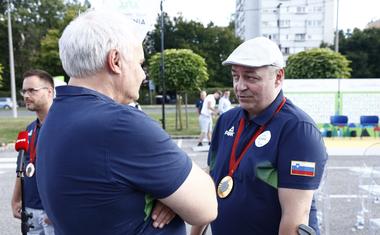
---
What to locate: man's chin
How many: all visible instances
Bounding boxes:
[239,103,256,114]
[26,105,35,111]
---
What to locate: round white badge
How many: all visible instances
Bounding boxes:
[255,130,271,147]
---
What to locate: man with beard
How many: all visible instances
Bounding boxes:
[11,69,55,235]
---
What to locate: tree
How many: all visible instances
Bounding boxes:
[0,0,66,91]
[145,15,241,87]
[148,49,208,129]
[36,2,90,79]
[0,0,89,92]
[36,29,63,76]
[0,63,3,88]
[339,28,380,78]
[285,48,351,79]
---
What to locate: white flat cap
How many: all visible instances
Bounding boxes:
[222,36,285,68]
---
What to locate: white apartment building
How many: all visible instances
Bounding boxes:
[235,0,335,57]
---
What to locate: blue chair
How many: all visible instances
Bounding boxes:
[330,115,348,137]
[348,123,357,137]
[320,123,332,137]
[360,115,379,137]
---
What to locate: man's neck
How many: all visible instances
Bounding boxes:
[68,72,136,105]
[69,72,117,101]
[36,103,52,124]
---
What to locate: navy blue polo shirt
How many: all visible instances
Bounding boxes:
[36,86,192,235]
[208,91,327,235]
[195,99,203,114]
[16,119,43,209]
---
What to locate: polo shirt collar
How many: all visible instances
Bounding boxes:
[241,90,284,126]
[35,118,42,128]
[56,85,115,103]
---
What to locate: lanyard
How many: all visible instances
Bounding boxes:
[28,124,40,164]
[228,97,286,176]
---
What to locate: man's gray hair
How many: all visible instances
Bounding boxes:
[59,10,141,78]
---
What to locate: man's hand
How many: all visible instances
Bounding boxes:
[151,201,176,228]
[11,200,21,219]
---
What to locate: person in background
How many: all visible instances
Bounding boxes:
[196,90,207,145]
[11,69,55,235]
[129,101,142,111]
[36,10,217,235]
[197,91,221,146]
[218,90,232,114]
[195,90,207,115]
[191,36,328,235]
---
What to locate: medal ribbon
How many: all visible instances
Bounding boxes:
[228,98,286,176]
[28,124,40,164]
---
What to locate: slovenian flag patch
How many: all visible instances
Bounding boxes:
[290,161,315,177]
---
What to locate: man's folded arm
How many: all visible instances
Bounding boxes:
[159,162,218,225]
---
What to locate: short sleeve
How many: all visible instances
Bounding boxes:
[278,121,328,190]
[108,108,192,199]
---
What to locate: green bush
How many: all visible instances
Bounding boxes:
[286,48,351,79]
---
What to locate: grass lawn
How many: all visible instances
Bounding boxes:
[1,109,376,144]
[142,108,203,137]
[0,107,203,144]
[0,117,35,144]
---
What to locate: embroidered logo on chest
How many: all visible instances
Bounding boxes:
[255,130,271,147]
[224,126,235,137]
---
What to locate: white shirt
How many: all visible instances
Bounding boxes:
[201,94,216,117]
[218,96,232,114]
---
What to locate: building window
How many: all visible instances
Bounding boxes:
[283,47,290,54]
[267,34,277,40]
[296,6,307,14]
[313,6,322,12]
[307,20,323,27]
[280,20,290,28]
[295,33,306,41]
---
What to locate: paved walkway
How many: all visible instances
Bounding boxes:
[324,138,380,156]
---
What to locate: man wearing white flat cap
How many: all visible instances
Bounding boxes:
[191,37,328,235]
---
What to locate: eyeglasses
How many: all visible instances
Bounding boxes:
[19,87,49,96]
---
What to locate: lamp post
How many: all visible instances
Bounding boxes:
[7,0,18,118]
[276,3,282,49]
[335,0,341,115]
[160,0,166,129]
[334,0,339,52]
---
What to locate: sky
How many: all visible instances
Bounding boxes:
[90,0,380,30]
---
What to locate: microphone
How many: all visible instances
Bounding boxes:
[15,131,29,176]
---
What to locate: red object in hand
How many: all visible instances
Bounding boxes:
[15,131,29,152]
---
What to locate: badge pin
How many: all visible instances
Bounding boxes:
[25,163,35,177]
[255,130,271,147]
[217,175,234,198]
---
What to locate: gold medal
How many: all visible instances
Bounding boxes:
[25,163,35,177]
[217,175,233,198]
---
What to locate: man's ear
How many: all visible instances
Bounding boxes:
[107,49,122,74]
[275,68,285,87]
